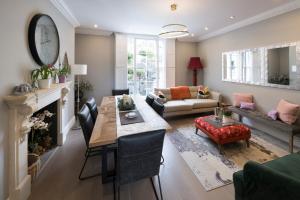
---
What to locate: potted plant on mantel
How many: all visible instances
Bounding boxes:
[57,64,71,83]
[31,65,55,89]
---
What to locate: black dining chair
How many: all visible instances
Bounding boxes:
[86,97,98,123]
[146,94,155,106]
[152,100,165,117]
[77,105,103,180]
[112,89,130,96]
[114,129,166,200]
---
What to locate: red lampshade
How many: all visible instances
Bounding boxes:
[188,57,203,70]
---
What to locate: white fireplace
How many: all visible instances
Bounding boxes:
[4,82,73,200]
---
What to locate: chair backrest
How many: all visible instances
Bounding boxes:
[152,100,165,117]
[78,104,94,148]
[145,95,154,106]
[112,89,129,96]
[117,129,166,185]
[86,97,98,123]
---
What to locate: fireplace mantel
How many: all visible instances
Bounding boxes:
[4,81,73,200]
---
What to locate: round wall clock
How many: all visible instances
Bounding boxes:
[28,14,60,66]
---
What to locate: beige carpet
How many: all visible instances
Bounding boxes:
[167,117,288,191]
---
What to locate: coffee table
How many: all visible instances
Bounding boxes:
[194,115,251,153]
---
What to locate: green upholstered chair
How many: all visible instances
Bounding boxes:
[233,152,300,200]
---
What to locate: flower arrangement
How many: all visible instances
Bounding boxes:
[31,65,56,89]
[118,94,135,111]
[28,110,55,155]
[57,64,71,83]
[198,86,210,99]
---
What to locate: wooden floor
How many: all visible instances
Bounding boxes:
[29,127,234,200]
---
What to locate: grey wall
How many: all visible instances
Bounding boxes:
[75,34,115,104]
[175,41,200,86]
[198,9,300,146]
[0,0,75,199]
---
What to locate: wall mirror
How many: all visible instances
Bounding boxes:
[222,41,300,90]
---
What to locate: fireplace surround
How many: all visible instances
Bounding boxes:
[4,82,73,200]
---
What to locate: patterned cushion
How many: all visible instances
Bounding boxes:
[195,116,251,143]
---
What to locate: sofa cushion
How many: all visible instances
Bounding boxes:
[164,100,193,112]
[188,86,198,98]
[233,93,253,107]
[277,99,300,125]
[184,99,218,109]
[154,88,172,100]
[170,86,191,100]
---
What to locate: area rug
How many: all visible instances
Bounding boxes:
[167,117,288,191]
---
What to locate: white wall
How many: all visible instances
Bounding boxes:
[0,0,75,199]
[175,41,200,86]
[75,34,115,104]
[198,9,300,146]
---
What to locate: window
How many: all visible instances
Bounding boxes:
[127,37,165,95]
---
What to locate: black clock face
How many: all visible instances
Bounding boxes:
[28,14,60,66]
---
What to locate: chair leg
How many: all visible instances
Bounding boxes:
[118,185,120,200]
[78,154,101,180]
[150,177,159,200]
[157,175,163,200]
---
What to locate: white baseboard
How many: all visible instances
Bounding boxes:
[58,116,75,145]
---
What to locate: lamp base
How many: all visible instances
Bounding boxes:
[193,69,198,86]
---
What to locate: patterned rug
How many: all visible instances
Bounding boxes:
[167,117,288,191]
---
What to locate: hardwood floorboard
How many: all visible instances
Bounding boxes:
[29,127,235,200]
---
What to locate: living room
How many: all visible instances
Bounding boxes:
[1,0,300,200]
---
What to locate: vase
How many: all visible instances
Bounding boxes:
[58,75,66,83]
[38,79,52,89]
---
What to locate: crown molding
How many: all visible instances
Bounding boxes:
[50,0,80,27]
[75,27,113,36]
[198,1,300,41]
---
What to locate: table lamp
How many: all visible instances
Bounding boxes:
[188,57,203,86]
[72,64,87,129]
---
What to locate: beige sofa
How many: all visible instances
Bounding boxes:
[152,86,222,118]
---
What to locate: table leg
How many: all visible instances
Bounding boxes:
[218,144,223,154]
[246,139,250,148]
[195,128,199,135]
[289,134,294,153]
[101,146,116,184]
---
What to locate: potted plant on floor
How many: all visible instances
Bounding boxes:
[57,64,71,83]
[31,65,55,89]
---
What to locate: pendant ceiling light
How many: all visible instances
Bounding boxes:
[159,3,189,39]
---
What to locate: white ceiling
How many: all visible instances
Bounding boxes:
[62,0,300,41]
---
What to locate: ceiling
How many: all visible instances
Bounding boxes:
[62,0,299,41]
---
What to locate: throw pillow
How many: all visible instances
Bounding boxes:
[233,93,253,107]
[268,109,278,120]
[157,91,167,103]
[170,86,191,100]
[276,99,300,125]
[240,102,255,110]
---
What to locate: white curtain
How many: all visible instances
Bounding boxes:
[115,33,128,89]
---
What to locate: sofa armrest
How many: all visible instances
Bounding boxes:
[243,161,300,199]
[210,91,222,102]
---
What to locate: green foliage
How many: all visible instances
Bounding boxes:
[31,65,55,81]
[57,64,71,76]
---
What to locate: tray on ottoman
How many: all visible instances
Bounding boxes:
[194,115,251,153]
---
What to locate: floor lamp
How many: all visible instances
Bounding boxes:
[188,57,203,86]
[72,64,87,130]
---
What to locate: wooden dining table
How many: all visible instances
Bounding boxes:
[89,95,171,182]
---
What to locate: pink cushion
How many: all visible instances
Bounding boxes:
[233,93,253,107]
[240,102,255,110]
[276,99,299,125]
[268,109,278,120]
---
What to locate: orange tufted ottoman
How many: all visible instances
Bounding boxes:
[194,115,251,153]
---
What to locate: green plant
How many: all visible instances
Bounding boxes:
[31,65,55,82]
[223,110,232,117]
[57,64,71,76]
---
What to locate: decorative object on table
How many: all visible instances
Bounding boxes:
[198,86,210,99]
[125,112,137,119]
[28,14,60,66]
[117,94,135,111]
[28,110,54,155]
[12,83,33,95]
[168,117,287,191]
[119,110,144,125]
[214,107,223,122]
[31,65,56,89]
[222,109,234,125]
[72,64,88,129]
[188,57,203,86]
[28,153,41,182]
